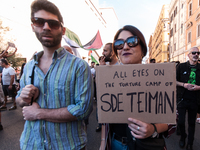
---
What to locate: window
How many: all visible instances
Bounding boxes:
[174,43,176,51]
[170,28,173,37]
[189,3,192,16]
[174,7,177,17]
[188,32,191,43]
[181,24,183,34]
[174,10,176,17]
[175,24,176,32]
[198,24,200,37]
[171,14,173,22]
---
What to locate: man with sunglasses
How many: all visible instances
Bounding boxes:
[96,43,120,132]
[176,47,200,150]
[100,43,119,65]
[16,0,93,150]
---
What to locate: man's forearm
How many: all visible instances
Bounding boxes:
[36,107,78,123]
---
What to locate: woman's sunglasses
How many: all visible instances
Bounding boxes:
[114,36,139,50]
[31,17,63,30]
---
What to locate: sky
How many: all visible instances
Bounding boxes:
[98,0,172,47]
[0,0,172,61]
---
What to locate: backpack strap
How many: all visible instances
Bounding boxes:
[29,65,35,105]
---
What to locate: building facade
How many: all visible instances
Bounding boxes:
[149,5,170,63]
[185,0,200,60]
[169,0,187,62]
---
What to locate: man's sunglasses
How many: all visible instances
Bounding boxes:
[191,51,200,55]
[114,36,139,50]
[31,17,63,29]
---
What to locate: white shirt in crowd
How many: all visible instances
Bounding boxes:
[2,67,16,85]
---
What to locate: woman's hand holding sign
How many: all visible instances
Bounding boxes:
[128,118,155,139]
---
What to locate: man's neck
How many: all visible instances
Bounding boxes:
[42,45,61,59]
[4,65,9,68]
[189,60,197,66]
[110,56,119,65]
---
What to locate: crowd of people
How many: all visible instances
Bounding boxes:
[0,44,20,131]
[0,0,200,150]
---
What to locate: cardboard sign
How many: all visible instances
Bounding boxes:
[96,63,176,124]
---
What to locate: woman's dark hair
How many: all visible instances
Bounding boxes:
[31,0,64,24]
[1,59,8,65]
[113,25,147,57]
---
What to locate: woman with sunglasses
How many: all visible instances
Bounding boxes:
[100,25,175,150]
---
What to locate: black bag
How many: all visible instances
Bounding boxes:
[126,126,165,150]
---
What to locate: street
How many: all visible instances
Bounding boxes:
[0,100,200,150]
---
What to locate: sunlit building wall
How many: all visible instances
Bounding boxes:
[169,0,186,63]
[147,35,153,63]
[185,0,200,60]
[151,5,170,63]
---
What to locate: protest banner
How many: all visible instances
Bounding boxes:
[96,63,176,124]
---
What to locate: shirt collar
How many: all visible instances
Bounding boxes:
[33,47,66,64]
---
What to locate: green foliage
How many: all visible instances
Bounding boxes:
[0,19,10,51]
[0,18,26,69]
[7,52,26,69]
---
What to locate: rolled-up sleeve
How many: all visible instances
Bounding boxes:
[67,61,93,120]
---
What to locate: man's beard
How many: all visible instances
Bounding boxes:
[104,53,112,62]
[35,30,62,47]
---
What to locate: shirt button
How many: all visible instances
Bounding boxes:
[44,140,46,143]
[44,93,46,96]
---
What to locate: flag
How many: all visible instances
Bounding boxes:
[63,28,103,50]
[63,27,82,48]
[82,30,103,50]
[89,50,99,64]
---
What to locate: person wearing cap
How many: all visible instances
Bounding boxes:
[100,25,175,150]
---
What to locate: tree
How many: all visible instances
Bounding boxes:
[0,19,10,51]
[7,52,26,69]
[0,18,25,69]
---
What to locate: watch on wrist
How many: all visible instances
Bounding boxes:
[151,123,158,138]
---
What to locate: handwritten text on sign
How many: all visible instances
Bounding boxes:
[96,63,176,124]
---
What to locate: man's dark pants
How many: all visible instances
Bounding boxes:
[177,99,198,145]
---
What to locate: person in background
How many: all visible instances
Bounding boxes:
[0,73,4,130]
[96,43,120,133]
[16,0,93,149]
[91,61,96,100]
[176,47,200,150]
[100,25,175,150]
[196,108,200,124]
[0,45,17,59]
[150,58,156,63]
[63,45,73,54]
[100,43,120,65]
[16,63,26,91]
[0,59,17,111]
[196,59,200,124]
